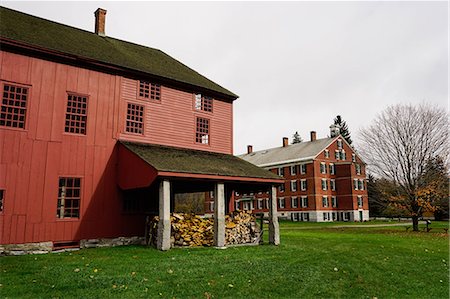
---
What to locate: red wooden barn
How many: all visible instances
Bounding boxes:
[0,7,283,252]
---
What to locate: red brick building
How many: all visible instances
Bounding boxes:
[0,7,282,251]
[206,127,369,222]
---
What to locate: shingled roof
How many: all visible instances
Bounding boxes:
[120,141,282,181]
[0,6,237,99]
[239,137,337,167]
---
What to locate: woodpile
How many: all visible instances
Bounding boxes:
[147,211,261,247]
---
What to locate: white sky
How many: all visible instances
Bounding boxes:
[2,1,448,154]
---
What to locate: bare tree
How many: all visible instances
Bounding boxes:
[359,103,449,231]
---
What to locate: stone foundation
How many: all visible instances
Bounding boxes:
[1,236,145,256]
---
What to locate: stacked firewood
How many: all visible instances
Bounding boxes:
[147,211,261,247]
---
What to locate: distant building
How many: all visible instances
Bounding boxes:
[206,126,369,222]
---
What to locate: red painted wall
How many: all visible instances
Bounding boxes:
[0,50,234,245]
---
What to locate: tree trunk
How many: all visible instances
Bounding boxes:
[412,215,419,232]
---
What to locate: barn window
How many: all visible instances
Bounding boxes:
[0,83,28,129]
[57,177,81,219]
[194,94,213,112]
[0,190,4,212]
[139,80,161,100]
[195,117,209,144]
[65,94,88,135]
[126,103,144,134]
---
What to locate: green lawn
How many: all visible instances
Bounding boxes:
[1,222,448,298]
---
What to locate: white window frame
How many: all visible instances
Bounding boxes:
[278,197,285,209]
[321,179,327,191]
[337,139,343,149]
[300,164,306,174]
[354,179,358,190]
[324,149,330,158]
[300,179,307,191]
[357,196,363,207]
[279,183,285,193]
[322,196,328,208]
[332,196,337,208]
[320,162,326,174]
[291,197,298,208]
[341,150,346,161]
[290,165,297,176]
[278,167,284,176]
[352,153,356,163]
[358,179,364,190]
[335,150,340,160]
[356,164,361,175]
[301,196,308,208]
[209,201,214,212]
[257,199,263,209]
[329,163,335,175]
[330,179,336,191]
[291,180,297,192]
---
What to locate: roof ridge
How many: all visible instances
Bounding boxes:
[241,136,334,156]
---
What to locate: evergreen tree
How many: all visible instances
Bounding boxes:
[292,131,303,144]
[333,115,352,145]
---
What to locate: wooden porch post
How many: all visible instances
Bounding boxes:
[269,185,280,245]
[214,182,225,247]
[157,179,171,251]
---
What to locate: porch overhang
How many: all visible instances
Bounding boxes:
[117,141,283,190]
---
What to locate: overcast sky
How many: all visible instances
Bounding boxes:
[2,1,448,154]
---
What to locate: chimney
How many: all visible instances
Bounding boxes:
[94,8,107,36]
[247,145,253,154]
[310,131,317,141]
[330,124,340,137]
[282,137,289,147]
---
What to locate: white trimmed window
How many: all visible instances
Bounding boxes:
[355,164,361,175]
[352,153,356,163]
[235,201,240,210]
[321,179,327,191]
[291,197,298,208]
[324,149,330,158]
[290,165,297,176]
[278,167,285,176]
[357,196,363,207]
[322,196,329,208]
[341,150,346,161]
[278,198,285,209]
[265,198,269,209]
[209,201,214,212]
[291,180,297,192]
[279,183,285,193]
[301,196,308,208]
[337,139,343,149]
[320,162,327,174]
[300,179,307,191]
[329,163,335,175]
[354,179,358,190]
[330,179,336,191]
[257,199,263,209]
[332,196,337,208]
[300,164,306,174]
[335,150,340,160]
[358,179,364,190]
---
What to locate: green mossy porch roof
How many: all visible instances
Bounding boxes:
[0,6,237,99]
[120,141,282,181]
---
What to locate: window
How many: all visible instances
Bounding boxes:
[358,179,364,190]
[340,150,346,161]
[235,201,240,210]
[355,164,361,175]
[300,179,307,191]
[290,165,297,176]
[291,197,298,208]
[303,212,310,221]
[57,177,81,219]
[265,198,269,209]
[278,167,285,176]
[278,198,285,209]
[243,201,253,211]
[335,150,340,160]
[195,117,210,144]
[322,196,329,207]
[329,163,335,175]
[323,212,330,221]
[354,179,358,190]
[330,179,336,191]
[257,199,263,209]
[324,149,330,158]
[139,80,161,100]
[235,191,240,197]
[320,162,327,174]
[194,93,213,112]
[209,201,214,212]
[209,191,214,199]
[0,189,4,212]
[332,196,337,208]
[279,183,285,193]
[291,180,297,192]
[337,139,343,149]
[0,83,28,129]
[65,94,88,135]
[321,179,327,191]
[357,196,363,207]
[126,103,144,134]
[300,164,306,174]
[352,153,356,163]
[301,196,308,208]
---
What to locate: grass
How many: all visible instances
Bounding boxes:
[1,222,448,299]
